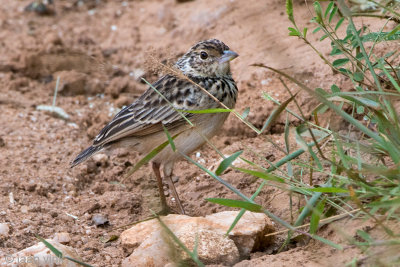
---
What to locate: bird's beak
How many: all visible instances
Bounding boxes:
[219,50,239,64]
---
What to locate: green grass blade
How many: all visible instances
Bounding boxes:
[181,151,341,248]
[261,93,297,133]
[307,187,348,193]
[162,124,176,152]
[124,133,181,178]
[295,125,323,170]
[36,236,63,258]
[215,150,243,175]
[235,167,285,183]
[286,0,295,25]
[311,234,343,249]
[206,198,262,212]
[367,198,400,208]
[242,107,250,118]
[310,199,325,234]
[252,64,385,148]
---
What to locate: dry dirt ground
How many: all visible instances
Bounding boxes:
[0,0,397,266]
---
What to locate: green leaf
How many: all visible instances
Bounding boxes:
[261,93,297,133]
[36,236,63,258]
[356,105,364,114]
[284,113,290,154]
[286,0,295,25]
[331,84,341,93]
[215,150,243,175]
[367,198,400,208]
[162,124,176,152]
[314,2,323,23]
[355,52,364,60]
[235,167,285,183]
[303,27,308,38]
[362,32,400,42]
[356,230,373,243]
[324,2,334,19]
[207,198,262,212]
[330,47,343,56]
[320,34,329,41]
[295,125,323,170]
[329,6,338,23]
[387,24,400,37]
[289,27,300,36]
[179,108,231,114]
[311,234,343,250]
[333,58,350,67]
[335,17,345,31]
[338,68,350,74]
[310,199,325,234]
[313,103,329,114]
[353,72,364,82]
[312,26,321,34]
[307,187,348,193]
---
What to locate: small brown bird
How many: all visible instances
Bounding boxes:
[71,39,238,214]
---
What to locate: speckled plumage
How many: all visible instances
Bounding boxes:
[71,39,238,214]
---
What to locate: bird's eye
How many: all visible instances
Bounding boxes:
[200,51,208,60]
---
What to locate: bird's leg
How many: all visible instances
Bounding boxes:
[164,173,185,215]
[152,162,169,215]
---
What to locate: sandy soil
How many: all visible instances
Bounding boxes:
[0,0,397,266]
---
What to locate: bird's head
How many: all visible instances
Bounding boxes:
[176,39,238,78]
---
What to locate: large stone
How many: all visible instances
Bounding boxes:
[121,211,275,266]
[2,239,81,267]
[205,211,274,257]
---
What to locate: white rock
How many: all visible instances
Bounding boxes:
[206,211,274,257]
[121,211,274,266]
[176,228,239,265]
[20,205,29,214]
[2,239,81,267]
[92,153,108,166]
[122,224,239,266]
[0,223,9,237]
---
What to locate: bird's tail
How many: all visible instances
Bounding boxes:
[70,145,102,168]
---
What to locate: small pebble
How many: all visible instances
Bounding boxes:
[93,153,108,166]
[0,223,10,237]
[172,176,179,183]
[53,232,71,244]
[20,205,29,214]
[22,219,32,225]
[92,214,109,226]
[9,192,14,205]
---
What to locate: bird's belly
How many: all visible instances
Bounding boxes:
[153,113,229,164]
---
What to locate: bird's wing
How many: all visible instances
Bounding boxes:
[92,75,206,147]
